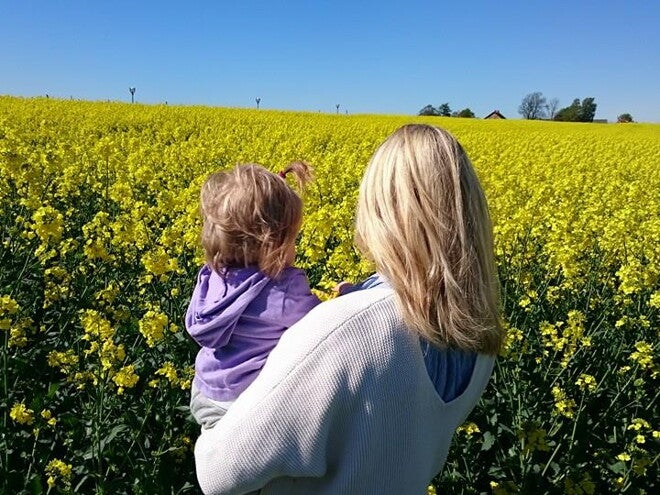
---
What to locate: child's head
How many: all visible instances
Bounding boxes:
[200,161,312,278]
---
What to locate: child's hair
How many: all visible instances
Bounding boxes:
[355,124,504,355]
[200,161,312,278]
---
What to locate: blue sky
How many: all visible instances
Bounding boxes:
[2,0,659,122]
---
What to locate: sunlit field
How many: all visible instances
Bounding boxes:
[1,96,658,494]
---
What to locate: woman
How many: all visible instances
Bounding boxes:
[194,124,504,494]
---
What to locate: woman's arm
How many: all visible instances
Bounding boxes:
[194,288,397,494]
[194,301,348,494]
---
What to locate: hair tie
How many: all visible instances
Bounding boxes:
[278,170,287,178]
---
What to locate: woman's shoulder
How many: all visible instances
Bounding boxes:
[276,287,402,353]
[308,287,397,326]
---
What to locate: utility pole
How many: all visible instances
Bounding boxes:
[336,104,340,114]
[129,87,136,103]
[256,97,261,109]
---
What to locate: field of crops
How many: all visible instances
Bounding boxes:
[1,96,658,494]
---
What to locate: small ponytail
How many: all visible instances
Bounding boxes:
[278,161,313,191]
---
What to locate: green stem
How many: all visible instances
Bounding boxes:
[541,439,562,477]
[1,326,8,492]
[591,364,639,432]
[567,392,586,460]
[23,428,40,491]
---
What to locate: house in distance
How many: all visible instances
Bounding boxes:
[485,110,506,119]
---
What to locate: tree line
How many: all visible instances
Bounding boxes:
[418,103,475,118]
[518,92,634,123]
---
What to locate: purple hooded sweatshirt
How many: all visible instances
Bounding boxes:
[186,265,320,402]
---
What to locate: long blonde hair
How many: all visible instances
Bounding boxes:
[200,161,312,278]
[355,124,503,354]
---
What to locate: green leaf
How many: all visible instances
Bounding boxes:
[47,382,61,398]
[29,474,43,495]
[100,424,129,453]
[481,431,495,451]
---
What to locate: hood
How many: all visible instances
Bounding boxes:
[185,265,271,349]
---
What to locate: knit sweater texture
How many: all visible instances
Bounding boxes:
[194,287,495,495]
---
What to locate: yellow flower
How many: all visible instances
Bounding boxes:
[142,246,178,276]
[112,364,140,394]
[139,307,169,347]
[575,374,597,392]
[10,402,35,425]
[47,349,79,374]
[99,339,126,370]
[627,418,650,431]
[95,282,120,306]
[0,294,19,315]
[45,458,73,489]
[545,285,561,303]
[31,205,64,243]
[630,341,654,369]
[80,309,114,340]
[155,361,180,386]
[518,424,551,453]
[8,323,28,347]
[41,409,57,427]
[633,455,651,475]
[489,480,518,495]
[551,386,576,418]
[457,422,481,436]
[649,291,660,308]
[500,322,523,358]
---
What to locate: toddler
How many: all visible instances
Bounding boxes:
[186,162,320,429]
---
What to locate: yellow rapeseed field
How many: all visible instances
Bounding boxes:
[1,96,658,494]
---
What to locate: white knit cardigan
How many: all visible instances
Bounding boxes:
[194,287,495,494]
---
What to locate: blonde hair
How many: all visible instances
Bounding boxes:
[355,124,504,354]
[200,161,312,278]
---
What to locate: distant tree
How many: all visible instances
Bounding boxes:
[617,113,634,123]
[418,104,439,116]
[518,92,547,119]
[438,103,452,117]
[578,97,597,122]
[547,98,560,119]
[554,97,597,122]
[456,108,475,118]
[554,98,581,121]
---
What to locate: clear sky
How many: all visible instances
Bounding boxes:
[2,0,659,122]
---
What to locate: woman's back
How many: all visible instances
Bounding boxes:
[194,287,494,495]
